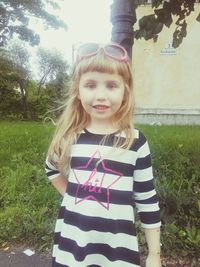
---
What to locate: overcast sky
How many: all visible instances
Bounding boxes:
[29,0,114,65]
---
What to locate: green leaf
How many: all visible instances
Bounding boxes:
[0,0,67,47]
[152,0,163,9]
[155,8,173,28]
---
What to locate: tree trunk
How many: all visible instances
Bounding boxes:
[37,67,52,95]
[19,80,29,119]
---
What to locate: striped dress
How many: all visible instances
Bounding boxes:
[45,128,161,267]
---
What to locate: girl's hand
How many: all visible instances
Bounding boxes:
[146,253,161,267]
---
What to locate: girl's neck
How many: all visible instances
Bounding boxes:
[86,121,119,135]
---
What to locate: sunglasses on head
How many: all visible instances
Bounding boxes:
[76,43,129,63]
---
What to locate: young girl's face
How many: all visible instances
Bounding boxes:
[78,71,125,125]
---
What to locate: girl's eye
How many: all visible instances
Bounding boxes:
[107,82,118,89]
[84,82,96,89]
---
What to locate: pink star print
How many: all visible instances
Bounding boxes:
[72,150,123,210]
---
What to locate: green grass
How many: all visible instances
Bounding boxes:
[137,125,200,257]
[138,124,200,182]
[0,121,200,256]
[0,121,60,250]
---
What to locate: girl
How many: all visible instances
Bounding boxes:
[45,43,161,267]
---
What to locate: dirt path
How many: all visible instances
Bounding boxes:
[0,243,199,267]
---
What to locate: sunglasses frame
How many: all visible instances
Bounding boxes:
[76,42,129,63]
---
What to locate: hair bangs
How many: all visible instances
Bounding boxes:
[75,50,131,80]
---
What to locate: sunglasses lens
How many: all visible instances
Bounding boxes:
[76,43,128,63]
[78,43,99,57]
[104,45,126,60]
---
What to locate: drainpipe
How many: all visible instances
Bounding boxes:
[110,0,137,59]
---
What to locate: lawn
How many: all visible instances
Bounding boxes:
[0,121,59,251]
[0,121,199,259]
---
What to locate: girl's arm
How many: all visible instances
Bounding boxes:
[45,157,68,196]
[133,131,162,267]
[143,227,161,267]
[51,175,68,196]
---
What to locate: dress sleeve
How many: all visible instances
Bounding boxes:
[45,155,61,181]
[133,132,161,229]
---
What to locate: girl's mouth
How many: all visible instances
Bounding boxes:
[93,105,109,110]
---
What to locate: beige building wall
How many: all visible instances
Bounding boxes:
[133,4,200,124]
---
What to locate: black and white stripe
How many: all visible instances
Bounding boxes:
[45,129,161,267]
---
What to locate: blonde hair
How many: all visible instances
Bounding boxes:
[47,49,135,176]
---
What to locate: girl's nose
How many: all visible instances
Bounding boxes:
[95,87,106,100]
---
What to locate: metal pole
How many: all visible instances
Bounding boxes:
[110,0,137,59]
